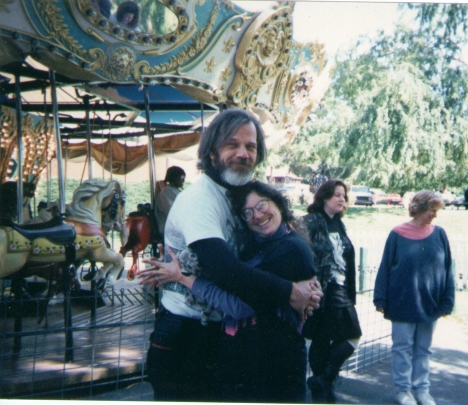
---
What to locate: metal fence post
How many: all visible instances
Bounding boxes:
[359,247,368,292]
[452,259,457,313]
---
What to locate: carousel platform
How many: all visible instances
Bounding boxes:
[0,274,157,399]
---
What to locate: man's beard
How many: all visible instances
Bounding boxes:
[215,157,254,186]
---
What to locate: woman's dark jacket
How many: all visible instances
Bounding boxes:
[302,210,357,306]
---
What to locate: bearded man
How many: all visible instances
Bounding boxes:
[140,109,321,401]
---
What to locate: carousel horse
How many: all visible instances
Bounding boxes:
[119,203,160,281]
[0,180,125,289]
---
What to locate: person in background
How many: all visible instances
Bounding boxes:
[110,1,141,31]
[135,108,321,402]
[374,190,455,405]
[91,0,112,18]
[302,179,362,404]
[309,169,328,194]
[140,181,318,402]
[155,166,185,241]
[300,189,305,205]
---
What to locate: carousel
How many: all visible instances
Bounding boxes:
[0,0,327,398]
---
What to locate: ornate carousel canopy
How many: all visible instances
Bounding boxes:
[0,0,327,180]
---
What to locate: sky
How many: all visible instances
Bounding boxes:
[233,1,415,57]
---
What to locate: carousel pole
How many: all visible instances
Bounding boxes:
[12,73,23,352]
[108,112,112,180]
[14,74,24,224]
[201,103,204,132]
[50,71,66,214]
[101,121,105,180]
[108,112,125,181]
[43,86,52,207]
[50,70,74,363]
[84,95,93,180]
[144,85,156,207]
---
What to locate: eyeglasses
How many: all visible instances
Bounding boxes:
[241,199,270,221]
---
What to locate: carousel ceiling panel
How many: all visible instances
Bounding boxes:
[83,83,217,125]
[0,0,329,144]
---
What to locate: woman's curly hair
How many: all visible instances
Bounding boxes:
[228,181,310,242]
[409,190,444,217]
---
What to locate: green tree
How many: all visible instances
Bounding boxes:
[280,4,468,192]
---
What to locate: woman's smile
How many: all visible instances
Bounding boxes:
[244,192,282,238]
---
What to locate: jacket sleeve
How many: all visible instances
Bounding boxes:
[438,229,455,315]
[189,238,293,312]
[304,213,333,293]
[191,278,256,320]
[373,231,397,310]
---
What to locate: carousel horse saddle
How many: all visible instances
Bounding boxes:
[0,216,77,245]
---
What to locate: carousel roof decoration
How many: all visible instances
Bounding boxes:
[0,106,55,184]
[0,0,327,176]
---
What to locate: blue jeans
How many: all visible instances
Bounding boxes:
[391,321,437,395]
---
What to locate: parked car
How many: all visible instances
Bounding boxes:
[350,185,375,206]
[384,193,403,206]
[370,188,387,204]
[447,195,468,210]
[441,191,457,207]
[370,189,402,206]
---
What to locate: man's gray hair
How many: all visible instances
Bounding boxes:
[197,109,267,171]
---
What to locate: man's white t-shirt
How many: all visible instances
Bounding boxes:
[161,174,238,320]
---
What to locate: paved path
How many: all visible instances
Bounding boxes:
[336,316,468,405]
[91,316,468,404]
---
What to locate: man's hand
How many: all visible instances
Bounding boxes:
[290,276,323,321]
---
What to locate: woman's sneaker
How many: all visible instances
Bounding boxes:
[395,391,417,405]
[415,392,436,405]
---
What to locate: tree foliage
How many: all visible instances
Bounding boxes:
[277,4,468,193]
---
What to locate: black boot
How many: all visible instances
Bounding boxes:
[308,340,331,403]
[323,341,355,403]
[307,375,328,404]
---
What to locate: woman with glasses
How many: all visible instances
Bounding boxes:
[138,181,317,403]
[301,179,362,404]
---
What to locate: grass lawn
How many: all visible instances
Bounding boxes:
[292,205,467,241]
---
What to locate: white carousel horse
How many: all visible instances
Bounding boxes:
[0,180,125,288]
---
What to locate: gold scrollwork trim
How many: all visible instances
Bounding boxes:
[134,0,220,79]
[227,5,294,107]
[37,0,86,57]
[35,0,106,74]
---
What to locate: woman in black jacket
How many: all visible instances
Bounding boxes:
[302,179,362,403]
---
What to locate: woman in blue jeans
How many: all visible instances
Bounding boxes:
[374,190,455,405]
[139,181,319,403]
